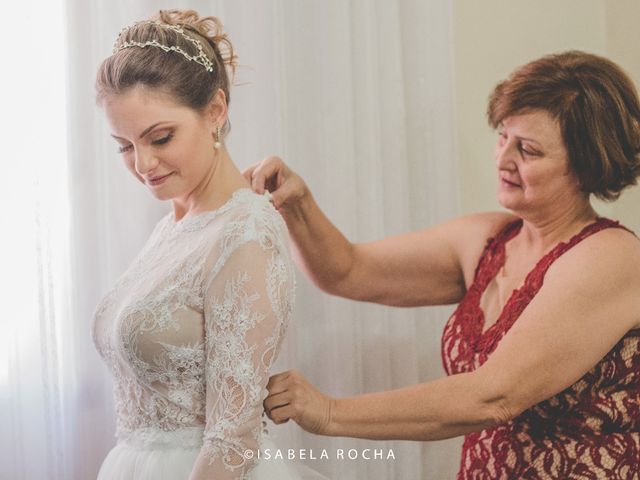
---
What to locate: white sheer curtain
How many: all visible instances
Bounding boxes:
[2,1,461,479]
[0,1,72,479]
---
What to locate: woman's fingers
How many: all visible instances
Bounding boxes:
[247,156,286,195]
[263,369,333,434]
[243,156,307,211]
[268,173,304,210]
[264,370,300,418]
[266,370,292,393]
[269,403,295,425]
[264,370,294,417]
[264,391,291,416]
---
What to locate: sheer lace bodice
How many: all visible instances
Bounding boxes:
[92,189,295,478]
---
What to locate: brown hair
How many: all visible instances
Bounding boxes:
[487,51,640,200]
[95,9,236,123]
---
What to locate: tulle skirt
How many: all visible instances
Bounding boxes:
[97,427,315,479]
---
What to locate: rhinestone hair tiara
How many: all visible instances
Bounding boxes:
[112,20,214,72]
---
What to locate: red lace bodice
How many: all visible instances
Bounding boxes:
[441,218,640,479]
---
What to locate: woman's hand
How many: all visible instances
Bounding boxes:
[263,369,335,436]
[242,156,307,211]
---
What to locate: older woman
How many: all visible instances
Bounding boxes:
[247,51,640,479]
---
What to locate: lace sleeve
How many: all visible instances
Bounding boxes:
[188,231,293,480]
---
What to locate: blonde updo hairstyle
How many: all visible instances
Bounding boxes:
[96,9,236,134]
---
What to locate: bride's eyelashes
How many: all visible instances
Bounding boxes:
[117,134,174,154]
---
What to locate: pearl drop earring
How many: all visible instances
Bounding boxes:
[214,125,222,149]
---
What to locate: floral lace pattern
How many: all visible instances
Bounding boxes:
[92,189,295,478]
[442,218,640,479]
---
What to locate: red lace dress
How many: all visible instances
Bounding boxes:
[442,218,640,479]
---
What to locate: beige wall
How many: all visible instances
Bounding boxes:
[453,0,639,231]
[605,1,640,231]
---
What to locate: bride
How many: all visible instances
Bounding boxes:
[92,9,302,479]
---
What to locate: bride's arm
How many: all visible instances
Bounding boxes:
[189,229,294,480]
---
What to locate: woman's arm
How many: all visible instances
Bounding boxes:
[189,231,294,479]
[264,228,640,440]
[245,156,512,307]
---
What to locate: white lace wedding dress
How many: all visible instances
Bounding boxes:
[92,188,304,480]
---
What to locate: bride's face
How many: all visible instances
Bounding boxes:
[103,85,219,201]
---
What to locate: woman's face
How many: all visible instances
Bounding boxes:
[103,85,218,202]
[495,110,583,215]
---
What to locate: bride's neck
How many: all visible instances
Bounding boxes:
[172,149,250,220]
